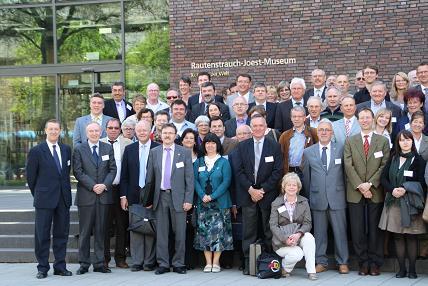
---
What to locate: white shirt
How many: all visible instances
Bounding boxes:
[46,140,62,167]
[90,113,103,126]
[115,100,126,123]
[239,91,250,103]
[360,132,373,145]
[319,142,331,170]
[292,98,304,107]
[314,87,324,98]
[88,141,100,155]
[147,100,169,113]
[108,138,121,185]
[254,100,267,110]
[370,99,386,115]
[161,144,175,190]
[414,136,422,152]
[309,116,321,128]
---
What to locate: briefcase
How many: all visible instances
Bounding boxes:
[249,242,262,276]
[127,204,156,236]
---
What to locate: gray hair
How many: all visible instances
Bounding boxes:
[290,77,306,90]
[318,118,333,129]
[370,81,387,92]
[306,96,322,107]
[281,173,302,194]
[311,68,326,77]
[195,115,210,127]
[291,105,306,116]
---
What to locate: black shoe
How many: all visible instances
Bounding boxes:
[36,271,47,279]
[143,264,156,271]
[395,269,407,278]
[53,269,72,276]
[76,266,89,275]
[93,266,112,273]
[131,265,143,272]
[155,267,170,275]
[172,266,187,274]
[408,272,418,279]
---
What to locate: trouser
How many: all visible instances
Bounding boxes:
[275,232,316,273]
[129,208,156,267]
[242,203,272,257]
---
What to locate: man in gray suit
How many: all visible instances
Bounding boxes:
[73,122,117,275]
[302,119,349,274]
[332,96,361,147]
[226,73,255,117]
[73,93,112,146]
[144,123,194,275]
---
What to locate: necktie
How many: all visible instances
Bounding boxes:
[92,145,99,166]
[205,104,209,115]
[254,141,261,182]
[321,146,327,170]
[108,140,117,145]
[52,145,62,173]
[163,147,172,189]
[424,88,428,96]
[363,135,370,157]
[117,103,125,122]
[295,101,301,106]
[345,119,351,137]
[139,145,147,188]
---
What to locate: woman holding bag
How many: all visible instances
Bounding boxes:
[193,133,233,273]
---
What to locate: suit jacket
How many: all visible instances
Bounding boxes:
[356,100,402,121]
[224,117,251,138]
[354,87,391,104]
[344,133,390,203]
[332,117,361,147]
[222,136,238,155]
[73,141,117,206]
[302,142,346,210]
[248,101,277,128]
[189,101,231,123]
[103,99,135,122]
[26,142,72,209]
[226,92,255,117]
[274,99,309,133]
[304,86,327,101]
[418,134,428,161]
[234,137,283,209]
[143,144,194,212]
[188,93,223,110]
[120,140,160,205]
[73,114,112,146]
[278,126,318,174]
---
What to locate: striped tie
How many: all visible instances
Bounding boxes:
[345,119,351,137]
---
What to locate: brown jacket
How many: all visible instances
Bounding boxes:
[269,195,312,251]
[278,126,318,174]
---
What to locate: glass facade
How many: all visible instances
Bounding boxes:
[0,0,169,188]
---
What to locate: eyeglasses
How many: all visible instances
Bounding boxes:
[356,77,364,81]
[318,128,332,132]
[167,96,178,100]
[233,103,248,107]
[123,128,134,131]
[107,126,120,130]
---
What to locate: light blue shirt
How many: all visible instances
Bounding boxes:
[370,99,386,116]
[289,129,306,167]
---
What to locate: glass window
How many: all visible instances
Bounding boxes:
[125,0,169,95]
[0,76,55,187]
[0,0,49,5]
[56,2,121,64]
[0,7,54,65]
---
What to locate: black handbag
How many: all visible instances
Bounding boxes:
[256,252,282,279]
[127,204,156,236]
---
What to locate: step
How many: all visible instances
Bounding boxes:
[0,222,79,235]
[0,210,79,222]
[0,235,117,249]
[0,248,79,263]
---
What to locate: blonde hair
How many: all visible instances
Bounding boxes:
[375,108,393,134]
[390,72,409,100]
[281,172,302,194]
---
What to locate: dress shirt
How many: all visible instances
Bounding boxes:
[370,99,386,116]
[236,115,249,127]
[90,113,103,126]
[309,116,321,128]
[344,116,356,131]
[289,128,306,167]
[319,142,331,170]
[314,87,324,98]
[115,100,126,122]
[161,144,175,190]
[109,139,121,185]
[414,135,422,152]
[253,136,265,158]
[88,141,100,155]
[238,91,250,103]
[360,131,373,145]
[170,120,195,136]
[254,100,267,110]
[46,140,62,167]
[146,100,169,113]
[220,136,225,144]
[291,98,304,107]
[374,129,392,148]
[283,195,297,222]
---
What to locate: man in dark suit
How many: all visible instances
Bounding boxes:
[304,69,327,101]
[234,115,283,275]
[209,116,238,156]
[189,82,230,122]
[187,72,223,110]
[275,77,310,133]
[73,122,117,275]
[224,96,250,138]
[354,65,391,104]
[415,62,428,111]
[248,82,277,128]
[26,119,73,279]
[143,123,194,275]
[103,82,135,123]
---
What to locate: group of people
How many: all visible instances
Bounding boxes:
[26,61,428,281]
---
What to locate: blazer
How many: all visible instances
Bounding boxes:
[356,100,402,122]
[193,157,232,209]
[278,126,318,174]
[73,141,117,206]
[304,86,327,101]
[26,142,72,209]
[103,99,135,122]
[120,140,160,205]
[274,99,309,133]
[189,101,231,123]
[226,92,255,117]
[344,133,390,203]
[73,114,112,146]
[222,136,238,155]
[332,117,361,147]
[302,142,347,210]
[354,88,391,104]
[224,117,251,138]
[188,93,223,110]
[418,134,428,161]
[248,101,277,128]
[143,144,194,212]
[269,195,312,252]
[100,135,133,158]
[234,137,283,209]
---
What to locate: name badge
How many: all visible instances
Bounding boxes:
[67,160,71,166]
[277,205,286,213]
[102,155,109,161]
[335,158,341,165]
[405,123,410,130]
[306,137,311,144]
[126,104,132,111]
[198,166,205,172]
[143,218,148,222]
[404,170,413,177]
[265,156,274,163]
[176,162,184,168]
[391,117,397,123]
[374,151,383,158]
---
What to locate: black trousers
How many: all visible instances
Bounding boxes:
[104,185,129,263]
[35,195,70,273]
[348,199,384,267]
[242,203,272,258]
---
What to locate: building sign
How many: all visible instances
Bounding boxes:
[190,57,297,69]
